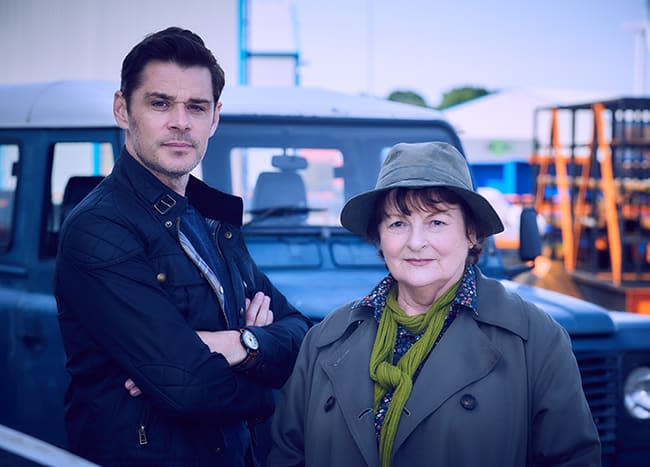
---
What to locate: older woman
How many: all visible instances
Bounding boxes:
[268,142,601,467]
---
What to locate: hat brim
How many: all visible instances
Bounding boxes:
[340,185,505,239]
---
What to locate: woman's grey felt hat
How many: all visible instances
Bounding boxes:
[340,141,504,237]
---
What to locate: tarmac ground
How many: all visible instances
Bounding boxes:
[512,255,583,299]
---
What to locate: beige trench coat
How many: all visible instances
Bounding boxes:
[268,271,601,467]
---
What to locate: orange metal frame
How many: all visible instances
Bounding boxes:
[548,108,576,272]
[592,103,622,286]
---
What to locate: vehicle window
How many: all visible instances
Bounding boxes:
[42,142,115,257]
[51,142,114,205]
[230,146,345,226]
[0,144,19,251]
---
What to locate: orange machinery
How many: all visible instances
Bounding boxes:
[531,97,650,314]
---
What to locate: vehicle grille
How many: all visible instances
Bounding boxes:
[574,351,618,459]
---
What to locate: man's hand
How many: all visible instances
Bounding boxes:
[245,291,274,326]
[195,292,273,364]
[125,378,142,397]
[196,329,245,365]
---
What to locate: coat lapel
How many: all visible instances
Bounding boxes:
[392,311,502,451]
[320,320,380,467]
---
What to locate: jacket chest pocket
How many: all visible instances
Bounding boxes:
[152,252,215,321]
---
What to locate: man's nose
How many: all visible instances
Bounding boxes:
[169,104,191,130]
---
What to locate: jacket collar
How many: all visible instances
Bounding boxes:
[314,301,374,349]
[315,267,529,349]
[186,176,243,227]
[474,270,529,341]
[115,147,243,226]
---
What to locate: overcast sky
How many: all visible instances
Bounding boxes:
[251,0,649,106]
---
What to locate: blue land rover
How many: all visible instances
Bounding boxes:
[0,81,649,466]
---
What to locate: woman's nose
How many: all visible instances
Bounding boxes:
[407,224,427,250]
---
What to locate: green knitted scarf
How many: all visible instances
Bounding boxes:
[369,281,459,467]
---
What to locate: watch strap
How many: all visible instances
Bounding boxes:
[237,328,259,368]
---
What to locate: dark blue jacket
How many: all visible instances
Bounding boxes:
[55,149,311,466]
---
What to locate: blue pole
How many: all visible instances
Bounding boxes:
[0,146,4,183]
[289,0,301,85]
[239,0,249,85]
[93,143,101,175]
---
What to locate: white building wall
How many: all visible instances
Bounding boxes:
[0,0,240,85]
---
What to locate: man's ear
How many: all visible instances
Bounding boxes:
[113,91,129,130]
[209,102,222,137]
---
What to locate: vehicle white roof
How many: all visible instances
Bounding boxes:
[444,87,617,140]
[0,80,449,128]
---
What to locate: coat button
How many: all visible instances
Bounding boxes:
[324,396,336,412]
[224,231,233,239]
[460,394,477,410]
[156,273,167,283]
[164,220,173,228]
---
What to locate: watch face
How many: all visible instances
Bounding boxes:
[241,329,259,351]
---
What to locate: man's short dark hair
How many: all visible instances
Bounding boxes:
[120,26,225,108]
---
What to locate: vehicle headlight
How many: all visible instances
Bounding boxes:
[624,366,650,419]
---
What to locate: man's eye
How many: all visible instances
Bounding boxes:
[151,100,169,110]
[187,104,208,113]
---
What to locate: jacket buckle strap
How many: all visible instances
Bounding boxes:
[154,194,176,215]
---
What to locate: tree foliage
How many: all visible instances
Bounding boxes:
[387,90,428,107]
[437,86,490,110]
[386,86,491,110]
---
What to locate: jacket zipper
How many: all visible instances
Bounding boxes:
[211,221,232,328]
[176,217,230,327]
[138,403,150,446]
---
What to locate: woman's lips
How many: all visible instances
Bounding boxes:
[406,258,432,266]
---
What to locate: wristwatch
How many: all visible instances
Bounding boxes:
[238,328,259,366]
